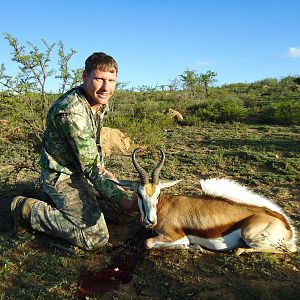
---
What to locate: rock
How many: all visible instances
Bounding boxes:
[100,127,133,156]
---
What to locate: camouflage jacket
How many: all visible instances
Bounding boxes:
[39,86,111,191]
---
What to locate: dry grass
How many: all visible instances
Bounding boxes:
[0,123,299,299]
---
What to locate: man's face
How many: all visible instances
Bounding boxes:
[83,68,117,109]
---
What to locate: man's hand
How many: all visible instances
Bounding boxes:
[102,170,126,192]
[102,170,138,212]
[102,170,116,180]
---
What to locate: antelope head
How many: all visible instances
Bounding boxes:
[114,148,181,228]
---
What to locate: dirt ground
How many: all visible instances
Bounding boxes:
[0,123,300,299]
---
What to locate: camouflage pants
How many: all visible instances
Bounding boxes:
[29,170,137,250]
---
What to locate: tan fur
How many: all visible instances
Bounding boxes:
[131,148,297,253]
[148,194,296,253]
[168,108,183,121]
[0,119,8,127]
[145,183,158,197]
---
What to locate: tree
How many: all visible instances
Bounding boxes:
[0,33,80,141]
[116,81,130,91]
[179,69,200,96]
[56,41,83,94]
[168,78,180,92]
[199,70,218,96]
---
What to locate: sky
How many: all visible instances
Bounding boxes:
[0,0,300,91]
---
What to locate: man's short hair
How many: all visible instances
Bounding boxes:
[85,52,118,74]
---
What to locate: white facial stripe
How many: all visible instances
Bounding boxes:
[137,184,161,226]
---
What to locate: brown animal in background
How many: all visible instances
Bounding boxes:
[168,108,183,121]
[0,119,8,127]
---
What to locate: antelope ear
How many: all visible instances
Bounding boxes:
[160,179,182,189]
[108,179,139,191]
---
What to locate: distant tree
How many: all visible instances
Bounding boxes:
[168,78,180,91]
[199,70,218,96]
[116,81,130,91]
[136,85,157,93]
[179,69,200,96]
[157,85,167,91]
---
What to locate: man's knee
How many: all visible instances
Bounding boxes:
[79,216,110,251]
[82,230,110,251]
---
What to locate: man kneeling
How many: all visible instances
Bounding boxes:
[11,52,137,250]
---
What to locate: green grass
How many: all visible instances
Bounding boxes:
[0,123,299,299]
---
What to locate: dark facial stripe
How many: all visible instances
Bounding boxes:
[137,190,146,216]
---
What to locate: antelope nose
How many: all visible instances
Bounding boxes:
[145,218,157,228]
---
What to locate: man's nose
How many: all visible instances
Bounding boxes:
[101,80,109,90]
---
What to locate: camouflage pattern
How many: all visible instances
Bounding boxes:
[31,170,110,250]
[39,86,129,204]
[27,86,136,250]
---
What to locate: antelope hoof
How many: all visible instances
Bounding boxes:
[235,248,246,256]
[144,238,154,249]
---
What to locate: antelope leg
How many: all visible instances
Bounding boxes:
[145,234,189,249]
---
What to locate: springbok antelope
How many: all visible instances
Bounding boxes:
[116,148,298,255]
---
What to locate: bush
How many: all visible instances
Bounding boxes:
[106,114,174,149]
[186,97,247,123]
[261,100,300,125]
[180,115,203,126]
[133,100,165,119]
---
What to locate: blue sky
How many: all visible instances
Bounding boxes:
[1,0,299,91]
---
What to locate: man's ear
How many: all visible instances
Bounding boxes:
[108,179,139,191]
[82,70,88,82]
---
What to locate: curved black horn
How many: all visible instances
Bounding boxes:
[151,149,165,184]
[132,148,149,186]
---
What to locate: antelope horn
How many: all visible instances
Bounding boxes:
[132,148,149,186]
[152,149,165,184]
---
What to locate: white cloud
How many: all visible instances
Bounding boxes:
[287,47,300,58]
[194,60,210,67]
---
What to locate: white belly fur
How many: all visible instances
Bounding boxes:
[187,228,244,251]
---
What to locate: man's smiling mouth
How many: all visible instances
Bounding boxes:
[97,93,109,97]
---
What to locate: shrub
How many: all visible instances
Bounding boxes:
[261,100,300,125]
[106,114,174,149]
[133,100,163,119]
[186,97,247,123]
[180,115,203,126]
